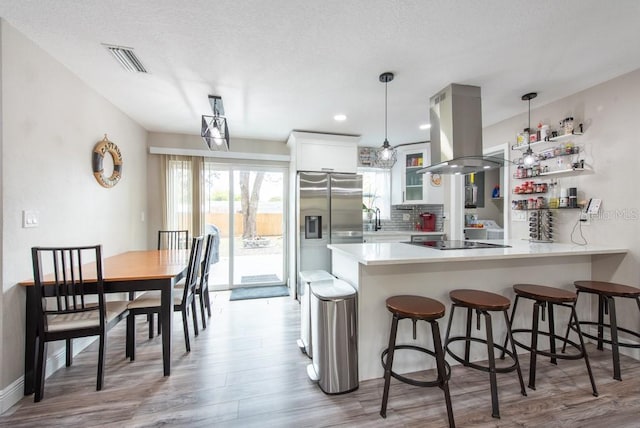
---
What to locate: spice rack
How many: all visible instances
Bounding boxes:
[529,210,553,243]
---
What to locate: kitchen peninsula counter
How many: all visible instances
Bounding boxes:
[329,240,627,266]
[328,240,627,381]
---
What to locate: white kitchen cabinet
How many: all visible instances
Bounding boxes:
[287,131,359,173]
[391,143,444,205]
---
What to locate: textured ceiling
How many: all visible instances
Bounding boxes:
[1,1,640,147]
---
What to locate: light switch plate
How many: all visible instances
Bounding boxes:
[23,210,39,228]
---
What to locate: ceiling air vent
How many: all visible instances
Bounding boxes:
[102,44,147,73]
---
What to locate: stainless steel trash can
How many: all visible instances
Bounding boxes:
[307,278,358,394]
[297,270,335,358]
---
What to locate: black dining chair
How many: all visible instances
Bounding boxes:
[175,233,215,329]
[31,245,129,402]
[146,229,190,337]
[157,230,189,251]
[126,236,203,360]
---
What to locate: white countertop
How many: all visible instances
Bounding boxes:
[328,239,627,266]
[363,230,444,237]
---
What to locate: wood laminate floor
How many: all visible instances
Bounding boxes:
[2,292,640,427]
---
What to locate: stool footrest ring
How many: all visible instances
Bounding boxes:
[381,345,451,388]
[446,336,519,374]
[511,328,586,360]
[570,321,640,349]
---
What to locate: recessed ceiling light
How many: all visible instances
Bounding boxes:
[334,114,347,121]
[419,123,431,130]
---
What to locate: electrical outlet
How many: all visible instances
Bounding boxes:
[580,211,591,225]
[402,213,410,221]
[22,210,40,228]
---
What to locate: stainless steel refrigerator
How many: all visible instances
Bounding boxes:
[297,172,363,293]
[296,172,362,357]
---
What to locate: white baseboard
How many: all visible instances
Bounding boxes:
[0,336,95,415]
[0,378,23,415]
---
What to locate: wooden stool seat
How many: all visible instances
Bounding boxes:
[449,289,510,311]
[513,284,577,303]
[386,295,445,320]
[574,280,640,298]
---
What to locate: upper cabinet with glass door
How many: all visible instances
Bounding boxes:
[391,143,444,205]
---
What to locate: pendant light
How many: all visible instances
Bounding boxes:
[522,92,537,166]
[201,95,230,151]
[375,72,397,168]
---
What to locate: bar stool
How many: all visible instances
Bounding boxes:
[444,289,526,419]
[506,284,598,396]
[563,280,640,381]
[380,295,455,427]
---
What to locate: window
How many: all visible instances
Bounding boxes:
[359,167,391,220]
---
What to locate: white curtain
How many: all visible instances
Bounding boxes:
[161,155,204,237]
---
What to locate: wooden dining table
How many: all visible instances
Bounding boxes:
[20,249,189,396]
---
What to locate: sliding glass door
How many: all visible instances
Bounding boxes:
[202,162,286,290]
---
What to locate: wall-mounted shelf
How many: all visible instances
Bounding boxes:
[511,132,583,151]
[513,167,587,179]
[512,207,582,211]
[549,132,583,143]
[538,168,586,177]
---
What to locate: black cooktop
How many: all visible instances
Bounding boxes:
[404,240,511,250]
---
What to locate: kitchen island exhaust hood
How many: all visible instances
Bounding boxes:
[418,83,508,175]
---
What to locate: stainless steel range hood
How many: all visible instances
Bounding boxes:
[417,83,507,175]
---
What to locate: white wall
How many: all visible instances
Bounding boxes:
[0,20,148,409]
[484,68,640,343]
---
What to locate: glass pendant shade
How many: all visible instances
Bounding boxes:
[523,147,536,166]
[375,139,397,167]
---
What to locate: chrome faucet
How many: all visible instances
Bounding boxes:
[374,208,381,231]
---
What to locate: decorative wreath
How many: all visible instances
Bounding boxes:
[92,135,123,188]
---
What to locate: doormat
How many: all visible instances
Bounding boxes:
[240,274,281,284]
[230,285,290,301]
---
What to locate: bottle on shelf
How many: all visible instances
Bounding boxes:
[548,180,559,208]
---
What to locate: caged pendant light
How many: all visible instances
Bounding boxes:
[522,92,538,166]
[374,72,397,168]
[201,95,230,151]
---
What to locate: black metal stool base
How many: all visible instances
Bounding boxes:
[563,291,640,381]
[508,294,598,397]
[444,304,527,419]
[446,336,521,374]
[380,314,455,427]
[381,344,452,388]
[566,320,640,381]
